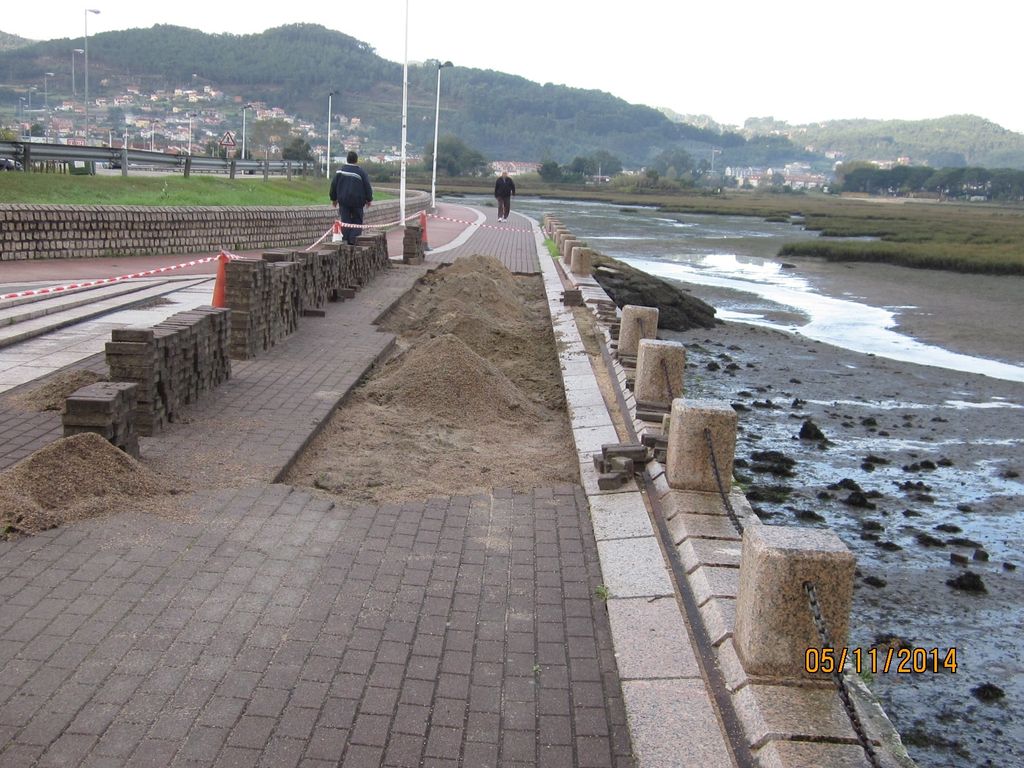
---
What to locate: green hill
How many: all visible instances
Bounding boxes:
[0,31,34,52]
[3,24,1023,170]
[0,23,766,166]
[737,115,1024,169]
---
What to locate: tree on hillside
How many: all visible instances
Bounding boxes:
[538,160,562,182]
[282,137,314,161]
[650,148,695,177]
[590,149,623,176]
[423,135,489,177]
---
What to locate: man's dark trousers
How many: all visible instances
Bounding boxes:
[340,206,363,245]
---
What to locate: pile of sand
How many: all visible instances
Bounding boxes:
[379,255,563,409]
[287,255,578,503]
[0,432,169,538]
[365,333,542,426]
[5,369,105,412]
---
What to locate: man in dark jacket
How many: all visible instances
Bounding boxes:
[494,171,516,222]
[329,151,374,245]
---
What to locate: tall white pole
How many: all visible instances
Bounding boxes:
[399,0,409,223]
[431,66,441,210]
[242,105,248,160]
[188,113,193,156]
[84,9,99,144]
[326,92,333,176]
[431,62,452,210]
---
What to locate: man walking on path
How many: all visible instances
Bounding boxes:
[494,170,516,222]
[330,150,374,245]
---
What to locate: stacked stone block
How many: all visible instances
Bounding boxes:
[105,306,231,435]
[225,233,390,360]
[224,259,301,360]
[402,224,424,264]
[62,381,141,458]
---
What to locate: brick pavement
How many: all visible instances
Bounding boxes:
[431,209,539,276]
[0,482,632,767]
[0,204,639,766]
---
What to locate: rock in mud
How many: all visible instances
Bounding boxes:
[798,419,827,441]
[590,254,719,330]
[749,450,796,477]
[874,633,914,651]
[830,478,864,493]
[915,532,945,547]
[842,491,876,509]
[795,509,825,522]
[946,571,987,593]
[862,575,887,588]
[971,683,1005,703]
[875,540,902,551]
[745,485,793,503]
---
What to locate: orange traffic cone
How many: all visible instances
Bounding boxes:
[211,251,229,308]
[419,210,430,250]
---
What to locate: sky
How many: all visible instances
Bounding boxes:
[6,1,1022,134]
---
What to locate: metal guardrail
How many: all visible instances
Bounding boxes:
[0,140,316,178]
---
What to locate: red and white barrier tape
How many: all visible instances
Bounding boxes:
[425,212,531,233]
[3,207,528,301]
[0,250,241,302]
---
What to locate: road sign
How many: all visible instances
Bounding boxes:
[219,131,236,148]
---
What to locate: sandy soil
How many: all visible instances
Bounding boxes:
[285,255,579,503]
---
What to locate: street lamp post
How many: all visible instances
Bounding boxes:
[84,8,100,143]
[326,90,336,177]
[431,61,453,210]
[399,0,409,223]
[150,119,159,152]
[241,103,253,161]
[43,73,55,109]
[187,113,196,155]
[72,49,84,96]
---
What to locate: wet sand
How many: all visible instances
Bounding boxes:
[784,257,1024,368]
[662,288,1024,768]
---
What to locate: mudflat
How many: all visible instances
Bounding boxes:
[664,293,1023,767]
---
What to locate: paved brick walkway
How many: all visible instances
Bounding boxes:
[0,206,637,767]
[431,208,539,275]
[0,484,632,767]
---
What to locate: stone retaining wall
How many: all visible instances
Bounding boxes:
[0,190,429,261]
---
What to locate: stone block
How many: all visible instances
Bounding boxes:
[665,399,737,494]
[618,305,658,358]
[733,524,856,680]
[570,246,593,276]
[634,339,685,408]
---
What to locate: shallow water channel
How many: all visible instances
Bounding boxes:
[494,195,1024,767]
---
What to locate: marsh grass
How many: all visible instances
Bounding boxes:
[436,180,1024,275]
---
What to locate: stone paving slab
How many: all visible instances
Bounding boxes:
[0,483,634,768]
